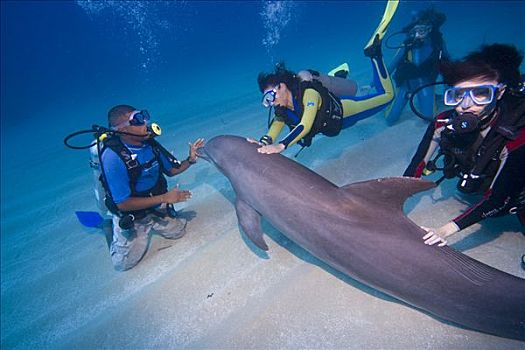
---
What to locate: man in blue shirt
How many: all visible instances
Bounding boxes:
[101,104,204,271]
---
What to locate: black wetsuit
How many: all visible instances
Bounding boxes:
[453,142,525,229]
[404,92,525,229]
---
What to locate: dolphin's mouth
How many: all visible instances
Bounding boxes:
[196,149,210,162]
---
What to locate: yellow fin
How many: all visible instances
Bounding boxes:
[328,63,350,77]
[364,0,400,51]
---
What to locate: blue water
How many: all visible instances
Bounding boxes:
[2,1,524,128]
[1,0,521,213]
[1,1,524,348]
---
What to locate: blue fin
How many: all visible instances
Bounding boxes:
[75,211,104,228]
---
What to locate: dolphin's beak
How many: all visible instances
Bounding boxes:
[197,148,210,162]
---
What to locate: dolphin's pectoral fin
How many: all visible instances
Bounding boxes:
[235,198,269,251]
[340,177,436,211]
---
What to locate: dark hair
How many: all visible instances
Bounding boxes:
[440,44,523,87]
[257,62,298,94]
[417,9,446,28]
[107,104,136,126]
[403,8,446,32]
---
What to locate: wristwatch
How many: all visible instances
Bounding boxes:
[186,156,197,164]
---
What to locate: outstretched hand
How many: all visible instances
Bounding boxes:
[257,143,285,154]
[188,138,205,162]
[421,222,460,247]
[422,227,448,247]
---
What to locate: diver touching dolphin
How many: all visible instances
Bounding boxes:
[252,0,398,156]
[201,135,525,341]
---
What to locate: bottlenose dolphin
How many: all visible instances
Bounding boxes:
[201,135,525,340]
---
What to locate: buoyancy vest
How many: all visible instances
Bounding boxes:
[469,92,525,185]
[434,92,525,192]
[434,110,483,179]
[99,136,180,218]
[275,79,343,147]
[394,32,445,86]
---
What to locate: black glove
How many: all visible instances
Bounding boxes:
[259,135,273,146]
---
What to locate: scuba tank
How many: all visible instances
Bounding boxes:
[64,122,165,229]
[89,142,110,214]
[92,123,164,226]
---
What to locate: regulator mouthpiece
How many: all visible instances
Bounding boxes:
[148,123,162,137]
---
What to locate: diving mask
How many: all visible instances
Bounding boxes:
[261,87,277,108]
[409,24,432,40]
[111,110,151,130]
[444,85,502,107]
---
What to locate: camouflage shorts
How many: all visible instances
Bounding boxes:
[110,207,187,271]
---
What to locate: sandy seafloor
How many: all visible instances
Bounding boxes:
[1,97,524,349]
[1,1,525,348]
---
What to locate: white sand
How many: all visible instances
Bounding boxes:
[1,94,524,349]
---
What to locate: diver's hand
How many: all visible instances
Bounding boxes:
[422,222,460,247]
[188,138,205,162]
[257,143,285,154]
[246,138,262,146]
[162,187,192,204]
[422,227,447,247]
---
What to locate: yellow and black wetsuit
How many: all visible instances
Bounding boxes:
[265,54,394,149]
[262,0,398,149]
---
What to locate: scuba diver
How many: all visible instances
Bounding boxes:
[250,0,398,155]
[384,8,449,125]
[403,44,525,247]
[64,105,205,271]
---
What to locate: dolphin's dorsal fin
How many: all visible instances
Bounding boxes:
[235,198,269,251]
[340,177,436,210]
